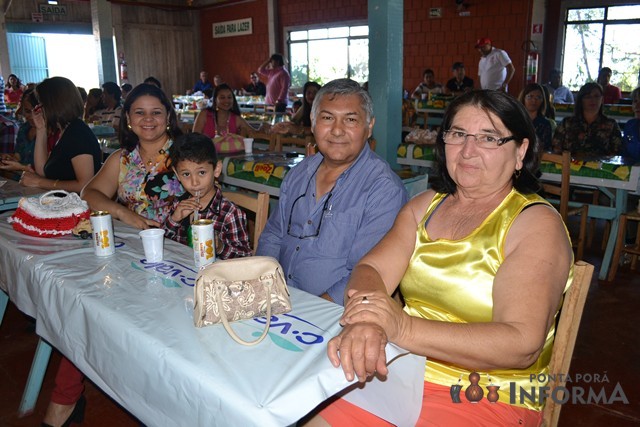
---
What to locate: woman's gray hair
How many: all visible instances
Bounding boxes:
[310,79,374,127]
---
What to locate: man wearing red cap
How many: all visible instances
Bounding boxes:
[476,37,515,92]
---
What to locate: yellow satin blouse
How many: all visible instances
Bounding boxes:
[400,189,572,411]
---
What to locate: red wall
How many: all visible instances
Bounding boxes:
[199,0,271,91]
[404,0,532,98]
[199,0,532,97]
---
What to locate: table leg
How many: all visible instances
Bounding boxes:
[600,217,620,280]
[598,189,627,281]
[18,338,53,417]
[0,290,7,327]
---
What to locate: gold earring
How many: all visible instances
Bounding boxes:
[166,124,171,132]
[514,169,522,178]
[127,123,132,130]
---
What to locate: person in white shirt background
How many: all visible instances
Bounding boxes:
[476,37,515,92]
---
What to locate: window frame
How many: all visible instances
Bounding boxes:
[283,20,369,90]
[556,0,640,91]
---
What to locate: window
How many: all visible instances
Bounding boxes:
[561,4,640,92]
[287,25,369,88]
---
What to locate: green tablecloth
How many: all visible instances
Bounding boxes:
[224,152,305,189]
[397,143,435,161]
[539,159,633,182]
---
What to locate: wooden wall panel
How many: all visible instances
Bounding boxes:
[122,24,200,97]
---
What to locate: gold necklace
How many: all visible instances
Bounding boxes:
[142,148,165,167]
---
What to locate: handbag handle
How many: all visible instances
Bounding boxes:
[213,280,274,346]
[39,190,72,207]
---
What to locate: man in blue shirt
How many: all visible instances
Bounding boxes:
[257,78,408,305]
[192,70,213,94]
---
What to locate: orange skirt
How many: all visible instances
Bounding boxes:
[318,381,542,427]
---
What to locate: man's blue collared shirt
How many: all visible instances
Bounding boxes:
[193,80,213,93]
[257,145,408,305]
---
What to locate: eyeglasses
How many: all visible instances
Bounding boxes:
[287,167,334,239]
[443,130,516,150]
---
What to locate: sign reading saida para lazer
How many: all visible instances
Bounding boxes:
[213,18,252,38]
[38,4,68,15]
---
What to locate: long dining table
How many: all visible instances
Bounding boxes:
[0,179,46,212]
[220,151,306,197]
[539,156,640,280]
[0,213,424,426]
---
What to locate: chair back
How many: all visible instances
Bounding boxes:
[250,131,277,151]
[540,151,588,260]
[541,260,594,426]
[540,151,571,220]
[221,190,269,253]
[276,134,314,153]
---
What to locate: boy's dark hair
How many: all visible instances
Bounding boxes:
[167,132,218,170]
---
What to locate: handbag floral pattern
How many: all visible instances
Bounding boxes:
[199,275,290,325]
[194,257,292,345]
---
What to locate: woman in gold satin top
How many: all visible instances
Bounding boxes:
[312,90,573,426]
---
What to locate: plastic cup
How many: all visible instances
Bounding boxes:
[243,138,254,154]
[139,229,165,262]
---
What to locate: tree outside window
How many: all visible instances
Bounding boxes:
[288,25,369,89]
[562,5,640,92]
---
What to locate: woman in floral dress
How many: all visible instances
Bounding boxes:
[82,83,185,227]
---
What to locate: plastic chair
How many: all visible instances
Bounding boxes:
[222,190,269,253]
[606,210,640,282]
[541,261,594,426]
[540,151,589,260]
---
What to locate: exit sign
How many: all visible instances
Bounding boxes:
[39,4,67,15]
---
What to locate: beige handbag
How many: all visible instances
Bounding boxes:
[193,256,292,346]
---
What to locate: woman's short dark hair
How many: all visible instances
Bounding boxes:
[7,74,22,87]
[518,83,548,117]
[119,83,182,152]
[574,82,604,119]
[167,132,218,170]
[21,88,38,107]
[35,76,84,130]
[300,81,322,127]
[431,90,540,195]
[77,87,88,103]
[88,88,103,100]
[102,81,122,104]
[208,83,241,116]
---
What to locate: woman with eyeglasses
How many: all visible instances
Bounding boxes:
[519,83,553,152]
[551,82,622,158]
[306,90,572,426]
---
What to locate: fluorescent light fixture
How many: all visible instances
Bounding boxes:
[48,0,58,4]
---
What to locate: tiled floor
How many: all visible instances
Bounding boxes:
[0,224,639,426]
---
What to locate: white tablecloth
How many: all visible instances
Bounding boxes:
[0,214,424,426]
